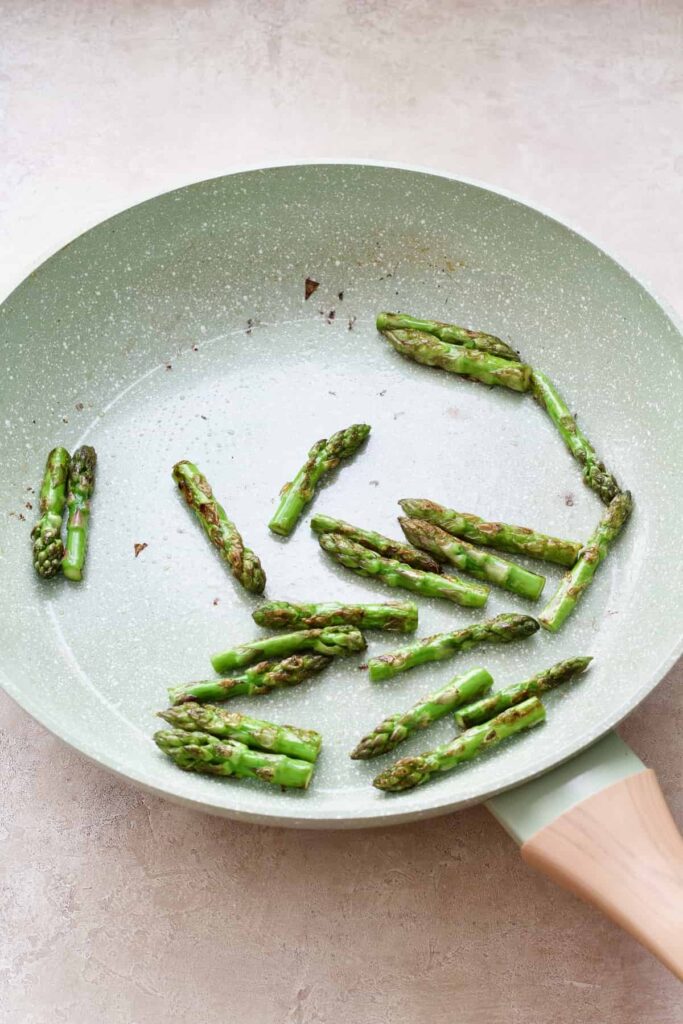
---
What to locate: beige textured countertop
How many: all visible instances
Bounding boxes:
[1,3,681,1021]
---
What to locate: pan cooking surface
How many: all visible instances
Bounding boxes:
[1,164,681,826]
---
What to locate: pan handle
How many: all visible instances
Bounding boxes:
[521,768,683,979]
[488,733,683,978]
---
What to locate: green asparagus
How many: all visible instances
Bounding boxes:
[61,445,97,581]
[173,460,266,593]
[373,697,546,792]
[31,447,70,578]
[399,499,581,567]
[455,656,592,728]
[211,625,366,674]
[268,424,370,536]
[539,492,632,632]
[158,704,322,762]
[381,328,531,393]
[368,613,539,682]
[376,312,519,361]
[399,517,545,601]
[311,513,442,573]
[169,654,331,705]
[318,532,489,607]
[155,729,314,789]
[351,666,493,760]
[253,600,418,633]
[531,370,620,505]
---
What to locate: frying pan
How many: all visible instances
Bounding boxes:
[1,163,682,972]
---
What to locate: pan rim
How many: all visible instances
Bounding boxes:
[1,159,681,827]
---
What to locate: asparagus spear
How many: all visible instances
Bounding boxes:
[253,600,418,633]
[399,499,581,567]
[31,447,70,578]
[154,729,314,789]
[455,656,592,728]
[351,666,493,760]
[539,492,632,632]
[211,625,366,674]
[376,312,519,361]
[318,532,489,608]
[368,613,539,682]
[399,517,545,601]
[173,460,266,594]
[158,704,322,762]
[373,697,546,792]
[531,370,620,505]
[381,328,531,393]
[311,513,441,573]
[268,424,370,536]
[61,445,97,581]
[169,653,331,705]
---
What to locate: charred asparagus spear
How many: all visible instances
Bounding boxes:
[455,656,592,728]
[155,729,314,788]
[311,513,442,573]
[539,492,632,632]
[211,625,366,674]
[173,460,266,593]
[351,666,493,760]
[399,499,581,567]
[399,517,545,601]
[31,447,70,578]
[168,654,331,705]
[531,370,620,505]
[381,327,531,393]
[368,613,539,682]
[268,424,370,536]
[318,532,489,607]
[373,697,546,792]
[376,312,519,361]
[62,445,97,581]
[253,600,418,633]
[158,704,322,762]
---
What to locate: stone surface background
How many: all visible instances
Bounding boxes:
[1,2,681,1021]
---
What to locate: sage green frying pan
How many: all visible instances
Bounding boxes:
[1,164,682,971]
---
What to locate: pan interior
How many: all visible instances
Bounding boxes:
[1,164,681,826]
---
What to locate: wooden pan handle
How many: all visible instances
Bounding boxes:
[521,769,683,979]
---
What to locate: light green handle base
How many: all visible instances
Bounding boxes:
[486,731,643,844]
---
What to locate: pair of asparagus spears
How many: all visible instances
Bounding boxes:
[373,696,547,792]
[356,656,591,792]
[166,623,367,733]
[32,446,97,580]
[313,513,546,606]
[155,702,323,789]
[172,424,370,593]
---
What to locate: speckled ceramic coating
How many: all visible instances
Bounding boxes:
[1,163,681,827]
